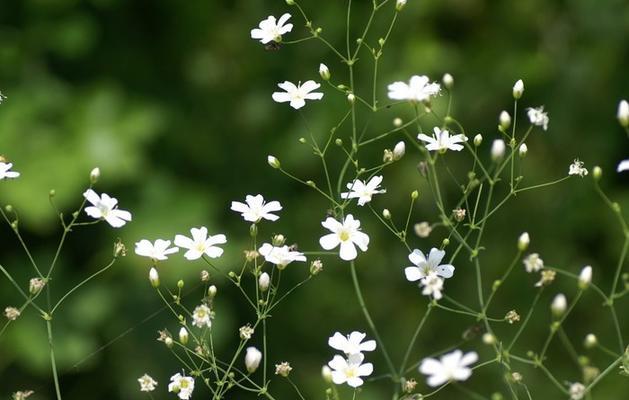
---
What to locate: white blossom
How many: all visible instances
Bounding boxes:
[231,194,282,222]
[418,127,467,152]
[404,248,455,282]
[341,176,386,206]
[617,159,629,173]
[272,80,324,110]
[328,331,376,356]
[192,304,212,328]
[168,373,195,400]
[135,239,179,261]
[319,214,369,261]
[387,75,440,102]
[523,253,544,273]
[83,189,132,228]
[138,374,158,392]
[250,13,293,44]
[258,243,306,269]
[419,271,444,300]
[175,227,226,260]
[569,159,588,177]
[245,347,262,373]
[419,350,478,387]
[0,162,20,180]
[527,106,549,131]
[328,353,373,388]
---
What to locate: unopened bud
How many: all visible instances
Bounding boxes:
[393,141,406,160]
[393,117,403,127]
[382,209,391,219]
[272,234,286,246]
[245,347,262,373]
[250,223,258,237]
[149,267,160,288]
[473,134,483,147]
[442,238,450,247]
[200,270,210,282]
[519,143,528,157]
[267,155,280,169]
[578,265,592,289]
[513,79,524,100]
[286,0,295,5]
[505,310,520,324]
[89,167,100,184]
[482,332,496,345]
[164,336,174,348]
[442,73,454,90]
[310,259,323,275]
[584,334,597,349]
[411,190,419,200]
[414,222,432,238]
[592,166,602,180]
[208,285,217,298]
[551,293,567,317]
[491,139,506,161]
[517,232,530,251]
[259,272,270,291]
[499,111,511,131]
[395,0,407,11]
[319,63,330,81]
[179,327,189,344]
[347,93,356,104]
[321,365,333,383]
[618,100,629,128]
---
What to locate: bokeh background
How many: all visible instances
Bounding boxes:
[1,0,628,398]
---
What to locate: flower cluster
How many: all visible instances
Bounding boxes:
[327,331,376,387]
[405,248,455,300]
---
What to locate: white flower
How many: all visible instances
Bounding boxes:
[328,353,373,388]
[319,214,369,261]
[272,80,324,110]
[245,347,262,373]
[258,243,306,269]
[192,304,212,328]
[0,162,20,180]
[523,253,544,273]
[569,159,588,177]
[418,127,467,152]
[419,350,478,387]
[168,373,195,400]
[138,374,158,392]
[527,106,549,131]
[250,13,293,44]
[231,194,282,222]
[569,382,586,400]
[175,227,226,261]
[135,239,179,261]
[617,159,629,173]
[513,79,524,99]
[404,248,455,282]
[328,331,376,356]
[83,189,132,228]
[618,100,629,127]
[341,176,386,206]
[387,75,440,102]
[419,271,444,300]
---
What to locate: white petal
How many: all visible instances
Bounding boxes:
[328,332,348,351]
[408,249,426,266]
[321,217,342,232]
[174,234,194,249]
[419,358,442,375]
[204,247,223,258]
[184,249,203,260]
[339,241,358,261]
[357,362,373,376]
[230,201,249,213]
[289,98,306,109]
[319,233,340,250]
[83,189,101,206]
[347,377,364,388]
[436,264,455,279]
[328,355,348,370]
[351,231,369,251]
[617,159,629,172]
[272,92,292,103]
[359,340,376,352]
[460,351,478,366]
[84,206,102,219]
[404,266,424,282]
[427,248,445,266]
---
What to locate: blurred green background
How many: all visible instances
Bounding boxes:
[0,0,628,398]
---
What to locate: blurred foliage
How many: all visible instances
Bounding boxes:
[0,0,628,398]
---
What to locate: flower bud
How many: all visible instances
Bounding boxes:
[347,93,356,104]
[517,232,530,252]
[382,209,391,220]
[267,155,280,169]
[259,272,270,292]
[618,100,629,128]
[245,346,262,373]
[319,63,330,81]
[275,361,292,377]
[578,265,592,289]
[393,117,403,127]
[239,325,254,340]
[321,365,333,383]
[551,293,567,317]
[442,73,454,90]
[518,143,528,158]
[286,0,295,5]
[272,234,286,246]
[310,259,323,275]
[149,267,160,288]
[584,334,597,349]
[89,167,100,184]
[179,327,189,345]
[29,278,46,295]
[208,285,217,298]
[177,280,184,289]
[164,336,174,348]
[200,270,210,282]
[473,134,483,147]
[414,222,432,238]
[482,332,496,345]
[592,166,602,180]
[411,190,419,200]
[491,139,506,161]
[499,111,511,131]
[393,141,406,160]
[513,79,524,100]
[395,0,407,11]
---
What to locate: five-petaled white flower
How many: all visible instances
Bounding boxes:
[272,80,324,110]
[328,353,373,388]
[250,13,293,44]
[419,271,444,300]
[138,374,158,392]
[328,331,376,356]
[568,159,588,177]
[527,106,549,131]
[0,162,20,180]
[523,253,544,273]
[83,189,132,228]
[419,349,478,387]
[175,227,226,261]
[135,239,179,261]
[319,214,369,261]
[168,373,195,400]
[341,176,386,206]
[192,304,212,328]
[617,159,629,173]
[258,243,306,269]
[387,75,441,102]
[405,248,455,283]
[418,127,467,153]
[231,194,282,222]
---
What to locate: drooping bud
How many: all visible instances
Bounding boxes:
[149,267,160,288]
[584,334,597,349]
[244,347,262,373]
[513,79,524,100]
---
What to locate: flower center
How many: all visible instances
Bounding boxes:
[338,229,350,242]
[345,366,358,378]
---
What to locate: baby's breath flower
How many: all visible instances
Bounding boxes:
[239,325,254,340]
[328,353,373,388]
[135,239,179,261]
[328,331,376,356]
[419,349,478,387]
[245,347,262,373]
[527,106,549,131]
[535,269,556,287]
[618,159,629,173]
[250,13,293,44]
[258,243,306,269]
[403,378,417,393]
[275,361,293,377]
[29,278,46,295]
[569,382,586,400]
[310,259,324,275]
[138,374,158,392]
[452,208,466,222]
[387,75,440,103]
[192,304,212,328]
[418,127,467,153]
[0,162,20,180]
[569,159,588,177]
[505,310,520,324]
[272,80,324,110]
[319,214,369,261]
[405,248,455,282]
[168,373,195,400]
[420,271,445,300]
[174,227,226,260]
[231,194,282,223]
[341,176,386,206]
[4,306,20,321]
[83,189,132,228]
[414,222,432,238]
[523,253,544,273]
